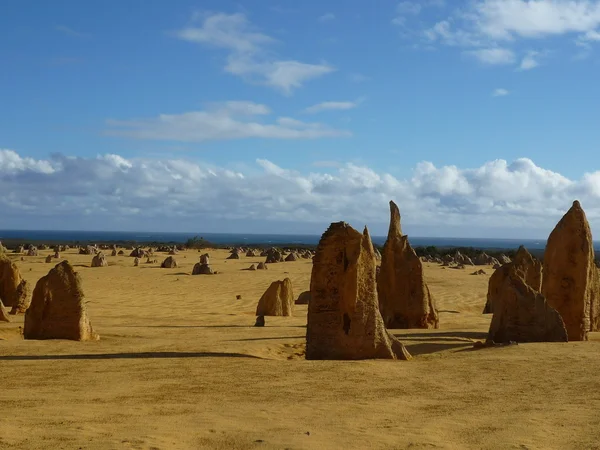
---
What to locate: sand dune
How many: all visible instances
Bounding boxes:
[2,249,600,449]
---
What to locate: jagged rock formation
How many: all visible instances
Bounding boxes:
[377,201,439,329]
[255,278,294,316]
[487,267,567,343]
[45,255,53,263]
[285,253,298,262]
[306,222,411,360]
[483,246,542,314]
[0,255,23,308]
[257,262,267,270]
[200,254,210,265]
[134,257,140,267]
[10,279,30,314]
[24,261,99,341]
[91,252,108,268]
[265,248,284,264]
[248,264,257,271]
[111,249,117,257]
[542,201,600,341]
[161,256,178,268]
[130,248,145,258]
[27,246,38,257]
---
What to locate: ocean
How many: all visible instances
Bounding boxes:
[0,229,555,250]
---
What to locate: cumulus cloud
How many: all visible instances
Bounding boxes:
[3,148,600,236]
[403,0,600,68]
[105,101,350,141]
[174,12,334,93]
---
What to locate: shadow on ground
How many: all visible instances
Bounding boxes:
[0,351,261,361]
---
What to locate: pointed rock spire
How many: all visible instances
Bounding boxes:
[542,200,600,341]
[377,201,439,329]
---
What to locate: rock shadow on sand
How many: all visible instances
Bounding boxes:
[0,351,262,361]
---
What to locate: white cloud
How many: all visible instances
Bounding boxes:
[318,13,336,22]
[304,101,359,114]
[471,0,600,40]
[403,0,600,68]
[518,50,541,70]
[174,12,334,93]
[492,88,509,97]
[4,149,600,237]
[467,47,516,64]
[105,101,350,142]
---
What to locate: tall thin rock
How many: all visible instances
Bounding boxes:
[377,201,439,329]
[542,201,600,341]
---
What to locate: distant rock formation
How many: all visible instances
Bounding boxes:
[45,255,53,263]
[265,248,284,264]
[27,246,38,257]
[257,262,268,270]
[91,252,108,268]
[161,256,178,268]
[484,246,542,314]
[377,201,439,329]
[227,251,240,260]
[306,222,411,360]
[130,248,145,258]
[248,264,257,271]
[255,278,294,316]
[487,267,567,343]
[542,201,600,341]
[295,291,311,305]
[200,254,210,265]
[134,257,140,267]
[192,262,214,275]
[285,252,298,262]
[24,261,99,341]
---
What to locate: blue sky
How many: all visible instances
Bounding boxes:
[2,0,600,237]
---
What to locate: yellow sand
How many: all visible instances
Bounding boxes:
[1,249,600,449]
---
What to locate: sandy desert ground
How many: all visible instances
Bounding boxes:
[1,248,600,450]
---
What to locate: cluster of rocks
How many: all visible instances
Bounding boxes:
[484,200,599,343]
[421,251,510,270]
